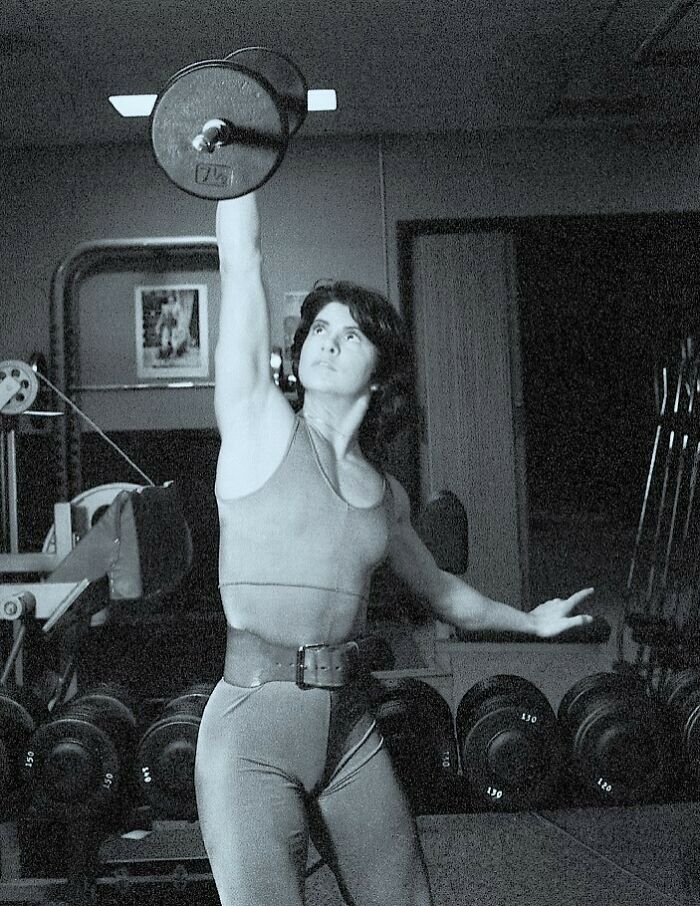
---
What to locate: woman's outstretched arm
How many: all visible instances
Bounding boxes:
[386,477,594,637]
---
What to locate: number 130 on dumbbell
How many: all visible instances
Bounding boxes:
[150,47,334,200]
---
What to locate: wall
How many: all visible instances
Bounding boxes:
[0,136,387,428]
[2,123,700,430]
[382,125,700,297]
[4,125,700,357]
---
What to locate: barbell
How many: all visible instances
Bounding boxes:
[150,47,309,200]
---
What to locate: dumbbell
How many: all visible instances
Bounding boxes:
[150,47,308,200]
[0,686,48,799]
[369,678,459,814]
[21,683,137,819]
[658,669,700,791]
[558,671,668,804]
[455,675,563,810]
[134,683,214,819]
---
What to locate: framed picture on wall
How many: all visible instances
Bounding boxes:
[134,284,209,379]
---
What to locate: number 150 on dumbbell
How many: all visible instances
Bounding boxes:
[150,47,335,200]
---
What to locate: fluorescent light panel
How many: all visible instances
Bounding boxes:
[109,89,337,118]
[307,89,337,111]
[109,95,157,116]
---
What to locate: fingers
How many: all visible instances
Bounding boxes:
[569,613,594,627]
[569,587,595,604]
[561,587,594,612]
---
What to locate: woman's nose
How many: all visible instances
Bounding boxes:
[321,335,338,354]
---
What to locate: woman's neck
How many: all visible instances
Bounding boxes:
[301,394,368,459]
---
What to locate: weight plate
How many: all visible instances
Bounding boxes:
[225,47,308,136]
[150,60,288,200]
[178,682,217,697]
[135,714,202,819]
[22,715,120,818]
[162,692,210,719]
[461,701,562,809]
[572,703,665,803]
[660,669,700,712]
[456,675,550,740]
[558,672,644,735]
[0,690,44,791]
[70,690,138,753]
[681,688,700,773]
[371,678,460,811]
[0,359,39,416]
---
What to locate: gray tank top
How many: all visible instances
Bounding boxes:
[218,416,394,604]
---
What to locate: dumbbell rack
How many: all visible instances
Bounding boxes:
[0,687,325,905]
[0,691,204,903]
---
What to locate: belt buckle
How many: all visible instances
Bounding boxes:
[296,643,324,689]
[296,642,355,690]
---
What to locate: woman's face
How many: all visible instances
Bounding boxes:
[298,301,378,398]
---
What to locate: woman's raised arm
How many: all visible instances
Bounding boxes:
[215,193,275,430]
[214,193,295,499]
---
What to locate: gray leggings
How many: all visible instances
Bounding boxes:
[195,677,433,906]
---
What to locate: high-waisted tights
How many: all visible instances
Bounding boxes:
[195,677,434,906]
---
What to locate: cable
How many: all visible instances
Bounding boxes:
[35,372,155,487]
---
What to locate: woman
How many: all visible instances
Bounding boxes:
[194,192,594,906]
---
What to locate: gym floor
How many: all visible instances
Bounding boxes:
[307,806,700,906]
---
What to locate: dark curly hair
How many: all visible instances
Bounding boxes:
[291,280,416,466]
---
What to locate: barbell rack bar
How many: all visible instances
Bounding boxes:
[71,382,215,392]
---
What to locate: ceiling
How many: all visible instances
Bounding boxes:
[1,0,699,149]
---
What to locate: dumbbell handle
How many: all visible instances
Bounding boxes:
[192,118,287,154]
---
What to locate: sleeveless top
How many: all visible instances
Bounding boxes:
[218,416,395,607]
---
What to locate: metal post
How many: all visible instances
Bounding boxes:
[0,421,23,684]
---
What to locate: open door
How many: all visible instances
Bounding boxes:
[410,231,529,607]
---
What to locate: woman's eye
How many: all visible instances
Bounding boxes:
[312,324,324,334]
[346,332,358,341]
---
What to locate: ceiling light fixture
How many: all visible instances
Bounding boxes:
[109,95,158,117]
[109,89,337,118]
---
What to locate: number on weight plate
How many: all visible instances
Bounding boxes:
[486,786,503,799]
[521,713,537,723]
[597,777,613,793]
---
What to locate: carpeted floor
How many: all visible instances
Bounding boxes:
[307,804,700,906]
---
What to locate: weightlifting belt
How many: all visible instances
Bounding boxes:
[224,628,363,690]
